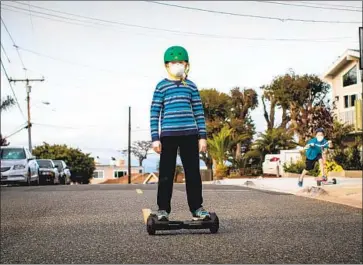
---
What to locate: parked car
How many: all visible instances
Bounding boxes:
[262,149,302,177]
[52,160,71,185]
[36,159,60,185]
[0,146,39,186]
[262,154,281,177]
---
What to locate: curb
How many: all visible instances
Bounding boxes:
[215,180,362,209]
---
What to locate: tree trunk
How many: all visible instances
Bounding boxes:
[279,107,290,129]
[262,96,272,129]
[269,99,276,130]
[139,158,143,167]
[212,159,218,179]
[236,143,241,159]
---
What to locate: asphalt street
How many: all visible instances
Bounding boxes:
[1,184,362,264]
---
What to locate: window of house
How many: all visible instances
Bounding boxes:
[344,95,349,108]
[93,170,104,179]
[344,94,358,108]
[114,170,126,178]
[343,65,357,87]
[139,169,143,174]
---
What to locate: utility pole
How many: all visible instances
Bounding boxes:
[128,106,131,184]
[8,78,45,153]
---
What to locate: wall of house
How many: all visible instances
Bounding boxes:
[90,165,144,184]
[330,60,362,125]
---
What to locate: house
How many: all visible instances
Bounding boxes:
[323,49,362,135]
[90,159,144,184]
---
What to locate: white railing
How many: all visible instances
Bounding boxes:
[339,110,355,126]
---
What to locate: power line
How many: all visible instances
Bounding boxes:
[32,122,150,132]
[14,45,122,75]
[0,60,27,121]
[27,0,38,50]
[1,43,11,63]
[0,17,28,74]
[3,122,28,139]
[257,1,362,12]
[1,6,185,47]
[146,1,361,24]
[3,124,27,139]
[297,1,362,9]
[12,45,153,79]
[6,2,225,36]
[2,4,359,43]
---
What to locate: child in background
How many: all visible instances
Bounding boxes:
[298,128,332,187]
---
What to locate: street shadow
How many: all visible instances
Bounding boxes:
[151,230,225,236]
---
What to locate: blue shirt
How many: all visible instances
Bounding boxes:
[306,137,329,160]
[150,78,207,142]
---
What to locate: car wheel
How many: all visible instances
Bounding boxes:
[39,174,45,185]
[32,174,39,186]
[26,174,31,186]
[35,175,40,186]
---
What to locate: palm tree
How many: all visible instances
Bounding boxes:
[0,96,15,111]
[207,126,234,179]
[0,96,16,146]
[329,120,354,151]
[174,164,184,183]
[253,128,297,157]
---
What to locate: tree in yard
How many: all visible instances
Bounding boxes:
[199,89,231,170]
[207,125,235,179]
[200,89,231,138]
[326,120,354,151]
[253,128,298,158]
[130,140,152,166]
[0,135,10,146]
[227,87,258,159]
[0,95,15,111]
[174,164,184,183]
[260,70,332,145]
[1,95,17,146]
[260,71,295,131]
[32,142,96,184]
[199,87,257,169]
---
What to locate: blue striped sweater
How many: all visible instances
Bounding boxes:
[150,78,207,142]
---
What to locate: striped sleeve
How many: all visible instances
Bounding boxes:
[191,87,207,139]
[150,85,164,142]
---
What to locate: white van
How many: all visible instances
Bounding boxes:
[262,154,281,177]
[262,149,302,177]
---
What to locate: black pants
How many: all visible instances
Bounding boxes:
[157,135,203,214]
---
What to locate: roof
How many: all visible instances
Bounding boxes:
[95,164,142,168]
[323,49,360,80]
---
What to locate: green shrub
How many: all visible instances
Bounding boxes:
[283,159,320,176]
[283,160,305,174]
[332,146,363,170]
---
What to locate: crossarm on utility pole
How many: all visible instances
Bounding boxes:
[8,77,45,153]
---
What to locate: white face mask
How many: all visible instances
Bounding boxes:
[316,136,324,142]
[168,63,185,78]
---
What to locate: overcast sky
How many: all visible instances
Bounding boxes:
[1,1,361,171]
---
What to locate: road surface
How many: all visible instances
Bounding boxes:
[1,184,362,263]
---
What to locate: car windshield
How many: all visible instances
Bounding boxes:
[0,148,26,160]
[37,160,53,168]
[53,161,63,169]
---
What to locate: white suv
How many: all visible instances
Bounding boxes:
[0,146,39,185]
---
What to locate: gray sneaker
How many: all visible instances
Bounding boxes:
[156,210,169,221]
[192,207,211,221]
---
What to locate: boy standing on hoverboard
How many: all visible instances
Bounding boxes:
[298,128,333,187]
[150,46,210,221]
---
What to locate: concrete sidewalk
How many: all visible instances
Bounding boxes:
[205,177,362,208]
